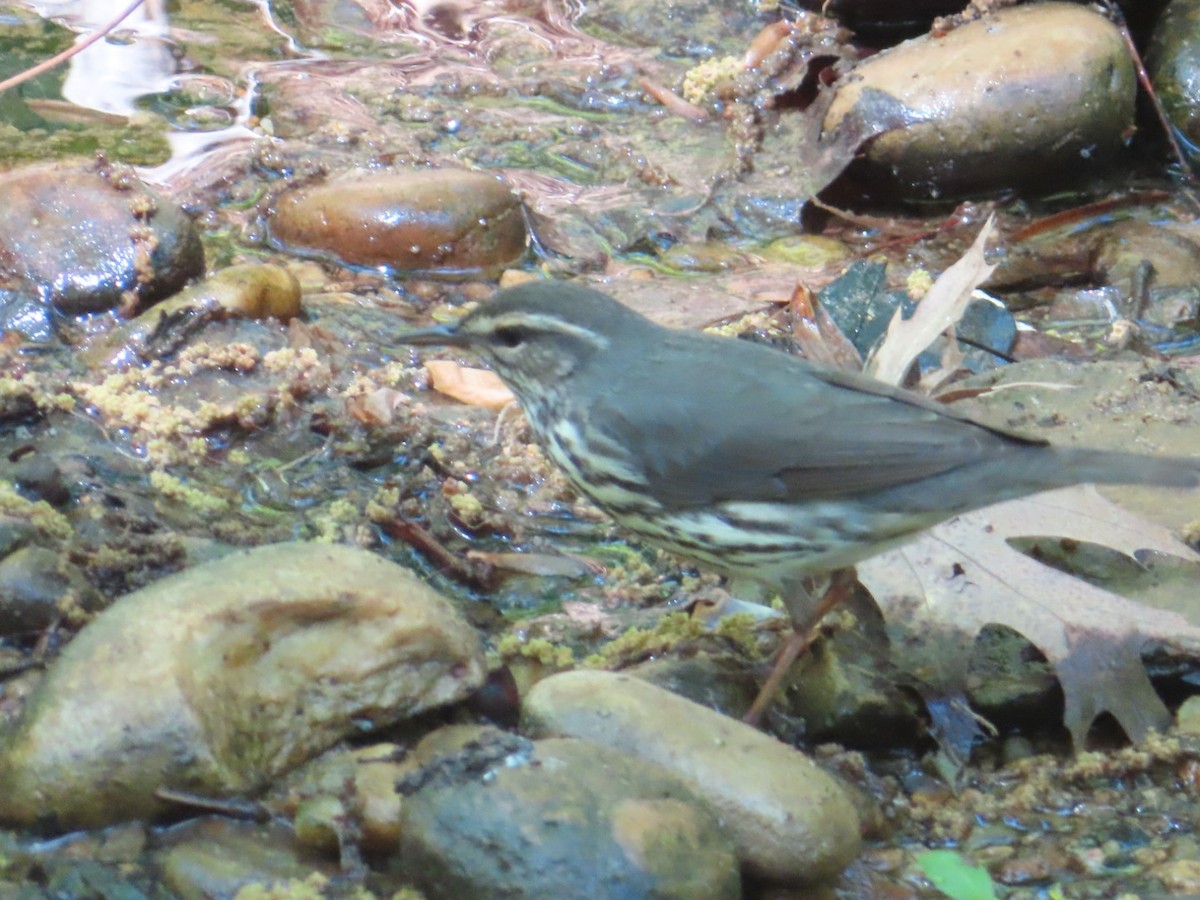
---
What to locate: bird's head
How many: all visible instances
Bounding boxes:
[395,282,646,395]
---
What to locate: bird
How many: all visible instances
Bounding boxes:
[395,281,1200,714]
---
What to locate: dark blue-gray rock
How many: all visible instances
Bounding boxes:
[398,730,740,899]
[0,164,204,315]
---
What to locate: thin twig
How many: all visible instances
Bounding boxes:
[0,0,148,95]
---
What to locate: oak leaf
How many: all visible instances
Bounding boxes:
[859,485,1200,747]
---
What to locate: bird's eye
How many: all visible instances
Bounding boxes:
[493,326,525,348]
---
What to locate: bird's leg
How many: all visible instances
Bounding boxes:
[742,570,857,727]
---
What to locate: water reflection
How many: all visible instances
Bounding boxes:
[23,0,175,114]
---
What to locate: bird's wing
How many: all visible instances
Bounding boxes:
[589,336,1044,508]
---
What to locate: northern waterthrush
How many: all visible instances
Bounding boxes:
[396,281,1199,626]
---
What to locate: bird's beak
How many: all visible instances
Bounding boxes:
[392,322,469,348]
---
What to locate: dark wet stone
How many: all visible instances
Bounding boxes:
[10,453,71,507]
[0,546,104,637]
[789,0,962,33]
[0,164,204,315]
[0,517,35,559]
[824,3,1135,202]
[1148,0,1200,155]
[0,290,52,342]
[399,732,740,899]
[269,168,527,274]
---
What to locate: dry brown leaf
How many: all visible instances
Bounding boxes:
[347,386,409,425]
[867,214,997,386]
[787,282,863,372]
[425,360,515,408]
[859,485,1200,747]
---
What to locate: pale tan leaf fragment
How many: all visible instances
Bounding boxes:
[425,360,515,409]
[465,550,594,579]
[867,214,998,386]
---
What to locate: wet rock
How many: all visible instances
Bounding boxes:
[157,818,334,899]
[0,164,204,314]
[659,242,752,273]
[398,728,740,899]
[269,169,527,274]
[1177,695,1200,735]
[522,670,863,885]
[0,546,105,637]
[824,3,1135,201]
[0,291,52,342]
[0,517,35,559]
[8,453,71,507]
[627,654,759,720]
[87,263,303,368]
[1148,0,1200,155]
[782,634,927,749]
[0,542,486,831]
[269,742,407,855]
[761,234,854,267]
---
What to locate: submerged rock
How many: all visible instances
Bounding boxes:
[0,546,105,637]
[0,542,485,831]
[87,263,303,368]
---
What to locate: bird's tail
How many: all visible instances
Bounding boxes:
[1046,447,1200,489]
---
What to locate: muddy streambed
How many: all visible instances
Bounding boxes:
[4,0,1200,896]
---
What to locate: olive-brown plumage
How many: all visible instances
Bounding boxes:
[398,282,1200,600]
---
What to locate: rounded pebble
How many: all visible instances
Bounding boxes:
[0,542,485,831]
[522,670,863,884]
[270,169,527,273]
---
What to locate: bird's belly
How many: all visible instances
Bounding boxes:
[537,420,939,579]
[613,501,933,582]
[540,419,661,514]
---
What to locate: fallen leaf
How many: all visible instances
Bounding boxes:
[867,215,997,386]
[347,386,409,425]
[786,282,863,372]
[424,360,515,408]
[859,485,1200,748]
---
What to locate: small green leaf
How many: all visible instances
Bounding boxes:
[917,850,998,900]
